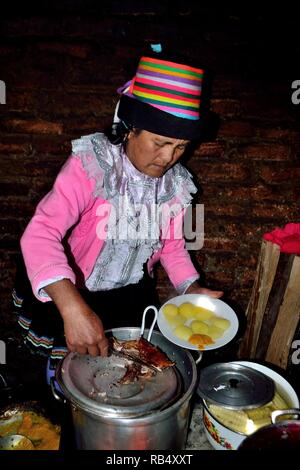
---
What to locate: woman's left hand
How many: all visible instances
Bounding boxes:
[185,281,223,298]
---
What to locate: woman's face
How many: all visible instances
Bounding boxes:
[125,129,190,178]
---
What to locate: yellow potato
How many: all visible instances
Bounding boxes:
[162,303,178,317]
[173,325,193,341]
[165,314,186,328]
[207,325,224,340]
[210,316,231,330]
[178,302,196,319]
[194,306,214,321]
[190,320,209,335]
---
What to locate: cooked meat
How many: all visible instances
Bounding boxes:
[119,361,155,384]
[110,337,175,371]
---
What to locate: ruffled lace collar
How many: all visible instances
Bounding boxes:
[72,132,197,213]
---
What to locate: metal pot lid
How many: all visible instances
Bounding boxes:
[57,352,179,417]
[197,362,275,410]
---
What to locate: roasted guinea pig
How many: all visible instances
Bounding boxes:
[109,337,175,371]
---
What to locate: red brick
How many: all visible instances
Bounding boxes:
[205,270,235,286]
[213,77,247,97]
[200,254,238,271]
[241,96,289,120]
[42,92,115,117]
[0,181,30,196]
[0,46,14,54]
[2,119,63,135]
[260,166,300,183]
[204,220,269,244]
[0,218,24,240]
[5,91,38,112]
[203,237,240,252]
[211,99,241,117]
[252,203,297,219]
[203,184,292,202]
[231,288,252,310]
[188,162,250,183]
[204,203,246,217]
[218,121,255,138]
[238,268,257,286]
[239,144,291,161]
[0,198,35,217]
[63,117,112,134]
[194,142,226,158]
[37,42,90,59]
[0,142,29,154]
[258,128,300,143]
[32,137,71,155]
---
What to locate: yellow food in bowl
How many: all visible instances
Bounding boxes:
[206,325,224,340]
[173,325,193,341]
[162,303,178,317]
[162,299,232,349]
[190,320,209,335]
[188,334,215,349]
[194,306,214,321]
[178,302,196,319]
[0,411,60,450]
[164,313,186,328]
[210,316,231,330]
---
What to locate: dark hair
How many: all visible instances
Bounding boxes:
[106,120,142,145]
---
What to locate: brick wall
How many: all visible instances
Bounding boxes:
[0,3,299,330]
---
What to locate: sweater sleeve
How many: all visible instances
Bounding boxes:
[159,209,200,292]
[20,155,93,302]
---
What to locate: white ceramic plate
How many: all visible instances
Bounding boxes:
[157,294,239,351]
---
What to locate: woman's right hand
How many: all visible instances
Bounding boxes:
[63,307,109,357]
[44,279,109,357]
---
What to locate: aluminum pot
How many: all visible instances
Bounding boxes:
[238,409,300,450]
[55,327,197,450]
[201,361,300,450]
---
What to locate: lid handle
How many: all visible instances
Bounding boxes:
[140,305,158,341]
[271,409,300,424]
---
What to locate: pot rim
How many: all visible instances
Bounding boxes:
[56,328,198,421]
[202,399,247,436]
[202,400,300,438]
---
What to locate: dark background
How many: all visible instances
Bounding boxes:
[0,2,299,383]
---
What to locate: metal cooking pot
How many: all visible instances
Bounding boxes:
[198,361,300,450]
[55,327,198,450]
[238,409,300,450]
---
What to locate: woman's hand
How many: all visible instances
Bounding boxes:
[63,308,108,357]
[185,281,223,298]
[44,279,108,356]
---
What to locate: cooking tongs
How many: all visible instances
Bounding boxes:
[109,305,159,371]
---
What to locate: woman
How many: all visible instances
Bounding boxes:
[14,52,222,375]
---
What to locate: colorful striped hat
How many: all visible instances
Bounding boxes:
[117,55,205,140]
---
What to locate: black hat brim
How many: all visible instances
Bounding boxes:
[118,95,203,141]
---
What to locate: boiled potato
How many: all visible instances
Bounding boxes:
[178,302,196,319]
[162,303,178,317]
[210,316,231,331]
[164,314,186,328]
[207,325,224,340]
[190,320,209,335]
[194,306,214,321]
[173,325,192,341]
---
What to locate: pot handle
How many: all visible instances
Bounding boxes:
[140,305,158,341]
[271,409,300,424]
[195,351,203,365]
[50,377,67,405]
